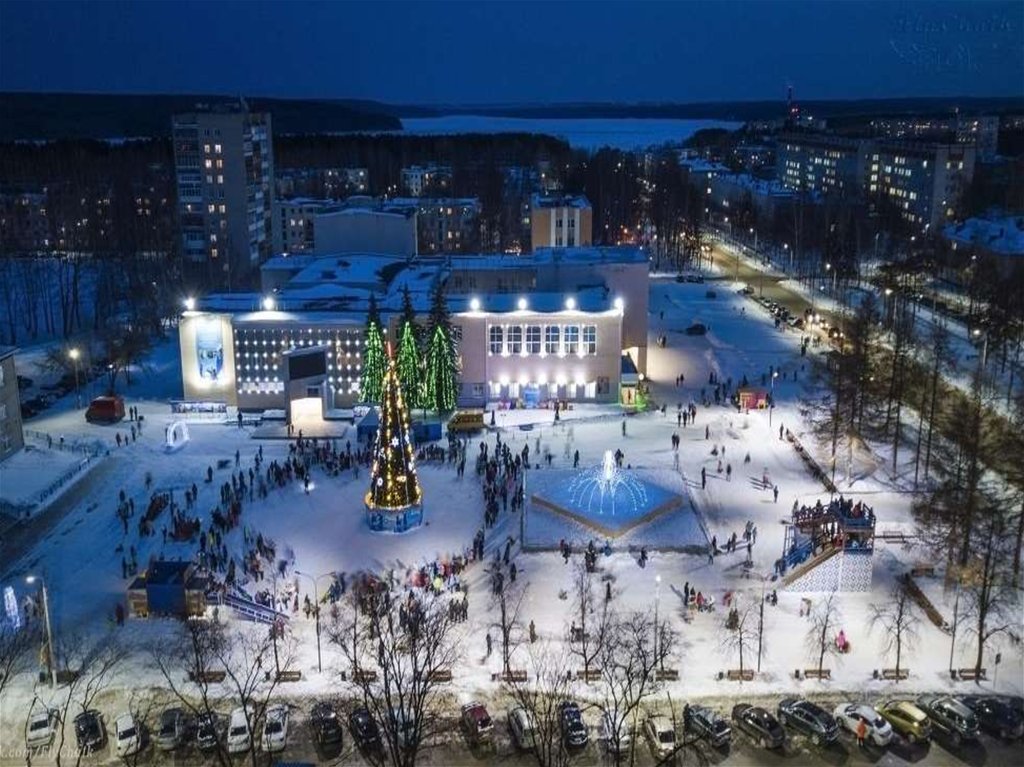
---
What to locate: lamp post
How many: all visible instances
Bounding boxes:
[69,348,81,408]
[768,371,778,428]
[26,575,56,689]
[295,570,331,673]
[653,574,663,671]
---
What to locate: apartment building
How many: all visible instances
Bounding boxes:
[529,194,592,250]
[0,347,24,462]
[868,142,976,230]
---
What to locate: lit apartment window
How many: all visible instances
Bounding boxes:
[507,325,522,355]
[208,204,215,213]
[564,325,579,355]
[211,248,218,257]
[526,325,541,354]
[214,144,222,154]
[204,144,211,153]
[217,175,224,184]
[583,325,597,355]
[489,326,503,355]
[218,205,226,213]
[204,159,213,169]
[545,325,560,355]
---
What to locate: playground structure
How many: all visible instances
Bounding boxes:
[779,497,876,592]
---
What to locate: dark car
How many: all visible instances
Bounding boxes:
[686,704,731,747]
[685,323,708,336]
[777,698,838,746]
[958,696,1023,740]
[349,707,382,752]
[559,701,588,748]
[195,712,221,751]
[309,702,344,750]
[156,707,189,751]
[74,710,106,753]
[732,704,785,749]
[916,695,979,746]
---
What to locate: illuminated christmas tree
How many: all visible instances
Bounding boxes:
[360,295,385,404]
[365,349,422,512]
[424,281,459,413]
[396,286,422,409]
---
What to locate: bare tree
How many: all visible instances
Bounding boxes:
[491,575,529,676]
[805,591,842,677]
[719,602,759,676]
[0,619,37,699]
[328,587,463,767]
[868,582,920,680]
[597,610,677,766]
[504,640,575,767]
[961,510,1017,680]
[569,561,609,680]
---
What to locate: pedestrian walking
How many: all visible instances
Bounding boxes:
[486,632,493,657]
[529,619,537,643]
[856,719,867,747]
[773,485,779,503]
[605,582,612,602]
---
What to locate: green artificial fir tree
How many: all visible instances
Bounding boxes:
[360,294,385,404]
[424,280,459,413]
[396,286,422,409]
[365,349,422,511]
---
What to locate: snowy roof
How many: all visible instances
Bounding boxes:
[288,254,408,288]
[450,286,614,315]
[943,216,1024,256]
[0,345,16,362]
[531,193,591,209]
[314,207,414,221]
[277,197,333,208]
[714,173,798,198]
[679,158,730,175]
[443,246,646,271]
[262,254,318,272]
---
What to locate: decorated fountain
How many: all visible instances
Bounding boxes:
[531,450,682,538]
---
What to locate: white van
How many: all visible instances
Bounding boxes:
[226,707,252,754]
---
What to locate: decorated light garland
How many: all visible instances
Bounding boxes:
[364,347,422,511]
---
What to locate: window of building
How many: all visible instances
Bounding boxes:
[544,325,560,355]
[214,144,222,154]
[583,325,597,355]
[526,325,541,354]
[489,325,503,355]
[564,325,579,355]
[507,325,523,355]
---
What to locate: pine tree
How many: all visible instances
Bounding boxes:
[424,280,459,413]
[365,352,422,511]
[396,286,422,409]
[360,295,385,404]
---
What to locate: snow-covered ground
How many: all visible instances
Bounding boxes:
[1,279,1021,758]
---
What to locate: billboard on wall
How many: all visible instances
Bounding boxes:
[195,318,225,382]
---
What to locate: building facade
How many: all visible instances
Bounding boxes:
[313,207,418,258]
[776,134,868,198]
[172,108,275,285]
[0,192,49,253]
[868,142,976,230]
[0,347,25,462]
[529,194,592,250]
[274,198,331,254]
[400,165,452,197]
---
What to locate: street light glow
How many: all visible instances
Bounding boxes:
[517,297,528,311]
[614,297,625,311]
[69,348,79,360]
[565,297,576,310]
[469,297,481,311]
[262,296,276,311]
[183,297,195,311]
[25,575,37,584]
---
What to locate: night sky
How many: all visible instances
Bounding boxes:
[1,0,1021,103]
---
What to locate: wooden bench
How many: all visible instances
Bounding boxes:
[428,669,453,683]
[910,566,935,578]
[801,668,832,680]
[875,668,909,681]
[655,669,680,681]
[726,669,755,681]
[491,670,528,683]
[350,669,378,684]
[574,669,602,682]
[958,667,987,681]
[188,670,226,684]
[276,670,302,683]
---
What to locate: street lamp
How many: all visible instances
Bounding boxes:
[769,371,779,428]
[653,574,663,670]
[295,570,331,673]
[26,575,57,689]
[69,348,81,408]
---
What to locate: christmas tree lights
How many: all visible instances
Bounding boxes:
[364,348,423,512]
[396,286,422,409]
[360,295,385,404]
[423,280,459,413]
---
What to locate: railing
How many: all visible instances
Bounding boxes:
[209,589,290,625]
[23,429,105,458]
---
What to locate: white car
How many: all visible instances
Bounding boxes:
[644,715,677,758]
[508,706,537,751]
[114,713,142,757]
[226,706,253,754]
[833,703,894,746]
[261,705,289,753]
[26,708,59,749]
[598,711,632,754]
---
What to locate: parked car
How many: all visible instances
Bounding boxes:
[349,707,382,752]
[685,323,708,336]
[261,705,289,753]
[686,274,705,283]
[25,707,59,750]
[959,696,1024,740]
[114,713,143,758]
[686,704,732,747]
[731,704,784,749]
[598,711,632,754]
[156,707,188,751]
[559,701,588,748]
[740,286,755,296]
[705,290,718,299]
[460,701,494,744]
[832,703,893,746]
[916,695,979,745]
[643,715,677,758]
[85,394,125,424]
[195,712,221,751]
[309,702,343,750]
[389,708,417,750]
[508,706,537,751]
[776,698,838,746]
[878,700,932,744]
[74,710,106,753]
[226,706,253,754]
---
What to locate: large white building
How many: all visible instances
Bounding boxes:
[178,246,649,418]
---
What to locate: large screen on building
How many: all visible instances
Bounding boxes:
[288,350,327,380]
